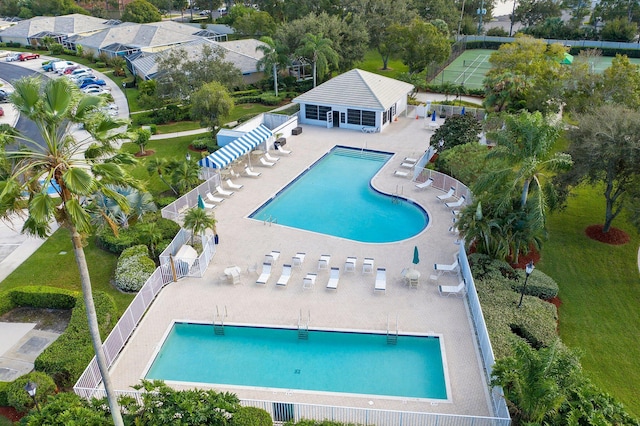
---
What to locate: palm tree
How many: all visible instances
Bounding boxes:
[183,207,217,245]
[90,185,157,232]
[0,76,133,426]
[256,36,289,97]
[138,222,164,258]
[475,111,572,228]
[146,157,178,195]
[296,33,339,88]
[169,159,201,195]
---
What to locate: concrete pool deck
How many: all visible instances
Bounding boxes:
[108,115,494,417]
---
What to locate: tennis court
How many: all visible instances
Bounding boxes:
[431,49,495,90]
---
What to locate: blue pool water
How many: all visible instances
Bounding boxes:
[250,147,428,243]
[146,323,448,400]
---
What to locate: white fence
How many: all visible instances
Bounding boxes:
[74,267,171,398]
[160,175,221,222]
[461,35,640,51]
[158,228,217,279]
[416,169,473,203]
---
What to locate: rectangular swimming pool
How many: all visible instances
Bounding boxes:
[145,323,449,400]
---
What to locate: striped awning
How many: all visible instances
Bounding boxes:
[199,124,273,169]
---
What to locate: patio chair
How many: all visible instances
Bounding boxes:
[260,157,275,167]
[244,166,261,178]
[436,186,456,202]
[434,258,459,275]
[318,254,331,271]
[276,147,292,155]
[363,258,375,274]
[394,170,410,178]
[439,280,466,297]
[445,196,466,209]
[303,273,317,290]
[326,267,340,290]
[415,178,434,190]
[215,185,234,197]
[292,252,306,268]
[256,263,271,284]
[206,192,225,204]
[265,152,280,162]
[265,250,280,264]
[277,264,292,287]
[400,162,415,169]
[374,268,386,293]
[201,199,216,209]
[344,257,357,273]
[404,157,419,163]
[225,179,243,190]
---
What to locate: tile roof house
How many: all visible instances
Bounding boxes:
[293,69,414,133]
[0,14,115,47]
[128,38,268,84]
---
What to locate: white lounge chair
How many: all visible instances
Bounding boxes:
[405,157,419,163]
[415,178,434,190]
[434,258,459,275]
[201,199,216,209]
[260,157,275,167]
[277,264,292,286]
[374,268,386,293]
[206,192,225,204]
[225,179,243,190]
[436,186,456,202]
[303,273,317,290]
[265,250,280,264]
[394,170,410,178]
[445,195,466,209]
[363,257,375,274]
[276,147,292,155]
[400,162,415,169]
[326,267,340,290]
[318,254,331,271]
[292,252,306,268]
[215,185,234,197]
[344,257,357,273]
[256,263,271,284]
[244,166,261,178]
[265,152,280,162]
[439,280,466,297]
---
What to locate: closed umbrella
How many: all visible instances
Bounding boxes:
[431,110,437,122]
[198,194,205,209]
[412,246,420,265]
[461,106,466,115]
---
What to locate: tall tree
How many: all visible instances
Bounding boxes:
[183,207,217,244]
[189,81,234,134]
[600,18,638,41]
[412,0,458,30]
[397,18,451,74]
[296,33,340,87]
[558,104,640,233]
[146,157,178,195]
[0,76,134,426]
[232,10,277,37]
[121,0,162,22]
[514,0,562,27]
[475,111,572,227]
[602,54,640,109]
[256,36,289,97]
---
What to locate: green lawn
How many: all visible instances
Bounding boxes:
[227,103,275,123]
[0,229,133,314]
[355,50,409,79]
[538,184,640,417]
[154,120,203,134]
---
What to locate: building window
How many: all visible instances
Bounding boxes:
[362,111,376,127]
[318,106,331,121]
[305,104,330,121]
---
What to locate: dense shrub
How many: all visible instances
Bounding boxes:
[232,89,262,97]
[35,290,117,387]
[6,372,57,412]
[232,406,273,426]
[95,227,139,254]
[8,286,77,310]
[468,253,517,281]
[510,269,559,300]
[114,245,155,292]
[192,136,214,150]
[95,61,107,68]
[259,94,281,105]
[155,196,177,208]
[0,381,9,406]
[49,43,64,55]
[234,95,262,104]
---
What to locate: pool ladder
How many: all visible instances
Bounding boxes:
[387,314,398,345]
[392,185,404,204]
[298,310,310,340]
[264,215,278,226]
[213,305,227,335]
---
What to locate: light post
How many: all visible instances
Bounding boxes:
[24,381,40,413]
[517,261,535,308]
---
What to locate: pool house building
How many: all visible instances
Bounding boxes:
[293,69,414,133]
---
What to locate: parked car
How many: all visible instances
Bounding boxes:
[0,89,10,102]
[78,78,106,89]
[82,84,110,92]
[63,65,82,74]
[68,72,95,82]
[0,106,4,117]
[68,68,92,77]
[18,52,40,61]
[52,61,76,74]
[82,87,110,96]
[5,53,20,62]
[42,59,62,71]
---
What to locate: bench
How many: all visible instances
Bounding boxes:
[292,127,302,135]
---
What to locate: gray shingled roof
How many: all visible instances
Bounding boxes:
[293,69,414,111]
[76,21,199,51]
[0,14,112,38]
[130,38,266,78]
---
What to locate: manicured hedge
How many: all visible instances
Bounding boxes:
[35,292,116,387]
[6,371,57,412]
[232,406,273,426]
[114,245,155,292]
[510,269,559,300]
[96,215,180,255]
[0,381,9,406]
